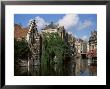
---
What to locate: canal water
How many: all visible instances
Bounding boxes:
[14,58,97,76]
[79,58,97,76]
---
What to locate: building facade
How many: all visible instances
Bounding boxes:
[87,30,97,59]
[82,41,87,53]
[75,38,83,54]
[14,24,28,41]
[89,30,97,51]
[42,22,66,40]
[26,19,42,66]
[42,22,76,55]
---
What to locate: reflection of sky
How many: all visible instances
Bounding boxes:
[14,14,97,40]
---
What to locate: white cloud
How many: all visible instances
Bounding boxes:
[35,16,49,31]
[28,15,92,33]
[57,14,92,31]
[29,16,49,32]
[74,34,78,38]
[57,14,79,30]
[68,31,72,35]
[78,20,92,30]
[82,35,88,41]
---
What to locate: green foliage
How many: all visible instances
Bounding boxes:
[41,33,70,75]
[14,38,30,60]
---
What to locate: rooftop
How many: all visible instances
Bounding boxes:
[14,24,28,39]
[43,22,58,30]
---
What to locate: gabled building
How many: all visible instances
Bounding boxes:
[42,22,66,40]
[14,24,28,41]
[75,38,83,54]
[89,30,97,51]
[26,19,42,66]
[87,30,97,59]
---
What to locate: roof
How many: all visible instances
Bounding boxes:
[43,22,58,30]
[14,24,28,39]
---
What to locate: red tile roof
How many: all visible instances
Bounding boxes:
[14,24,28,39]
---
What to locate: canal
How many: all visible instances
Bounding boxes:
[14,58,97,76]
[79,58,97,76]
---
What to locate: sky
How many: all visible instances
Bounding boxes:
[14,14,97,41]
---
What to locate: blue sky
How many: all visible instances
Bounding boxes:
[14,14,97,41]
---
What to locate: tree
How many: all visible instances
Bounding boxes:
[41,33,70,75]
[14,38,31,64]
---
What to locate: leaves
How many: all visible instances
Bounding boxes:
[14,38,30,60]
[41,33,70,75]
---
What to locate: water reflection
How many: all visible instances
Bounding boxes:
[15,58,97,76]
[79,58,97,76]
[14,65,40,76]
